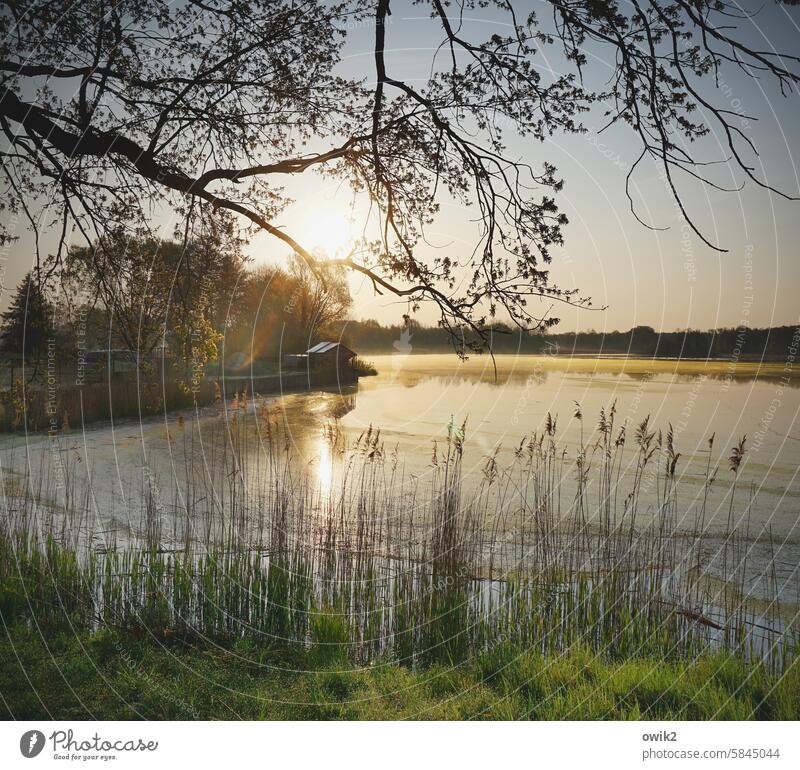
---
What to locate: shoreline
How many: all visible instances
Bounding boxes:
[0,367,362,435]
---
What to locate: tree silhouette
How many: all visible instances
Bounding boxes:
[0,271,52,373]
[1,1,797,352]
[287,255,352,352]
[61,230,244,361]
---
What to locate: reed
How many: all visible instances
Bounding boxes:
[1,403,796,676]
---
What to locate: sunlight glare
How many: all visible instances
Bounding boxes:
[302,206,353,258]
[315,436,333,499]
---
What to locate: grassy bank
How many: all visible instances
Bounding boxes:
[2,624,797,720]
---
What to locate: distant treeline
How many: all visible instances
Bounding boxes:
[338,320,800,361]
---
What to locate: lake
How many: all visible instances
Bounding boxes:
[2,354,798,601]
[242,354,797,541]
[339,354,799,532]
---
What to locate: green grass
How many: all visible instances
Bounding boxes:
[1,625,797,720]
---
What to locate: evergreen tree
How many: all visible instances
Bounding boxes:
[0,272,52,367]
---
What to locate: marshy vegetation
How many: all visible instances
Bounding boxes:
[1,400,798,717]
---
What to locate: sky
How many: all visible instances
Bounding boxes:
[2,0,799,335]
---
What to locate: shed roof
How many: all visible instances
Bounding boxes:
[305,341,356,357]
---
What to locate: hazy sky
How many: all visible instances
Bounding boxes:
[2,1,799,334]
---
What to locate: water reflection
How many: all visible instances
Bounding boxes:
[4,354,796,550]
[212,356,795,548]
[328,354,800,542]
[315,430,334,498]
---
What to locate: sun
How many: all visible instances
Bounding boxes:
[302,206,354,257]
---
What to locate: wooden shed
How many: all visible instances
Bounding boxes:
[305,341,356,369]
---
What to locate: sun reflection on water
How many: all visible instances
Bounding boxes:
[315,435,334,499]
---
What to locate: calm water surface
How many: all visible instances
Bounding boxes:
[3,355,799,545]
[292,355,800,540]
